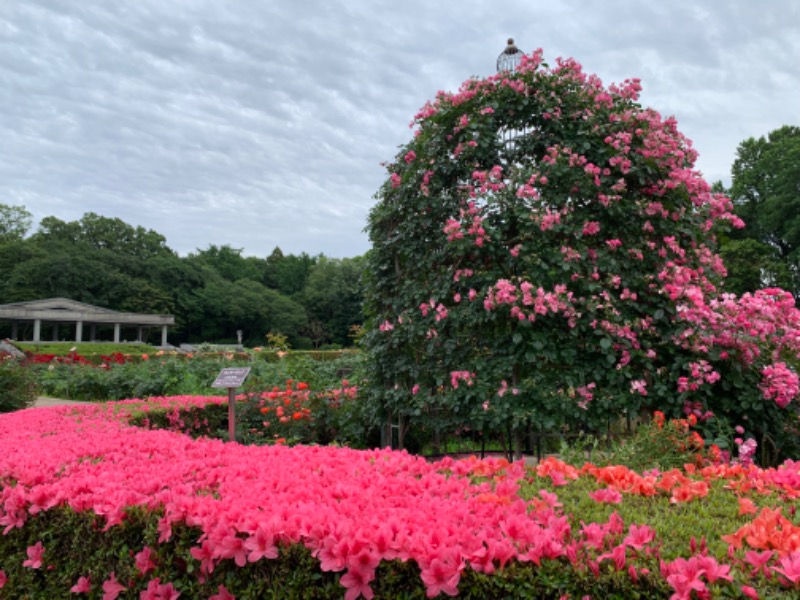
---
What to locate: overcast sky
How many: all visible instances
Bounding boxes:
[1,1,798,258]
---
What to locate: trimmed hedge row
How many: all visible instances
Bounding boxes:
[0,505,668,599]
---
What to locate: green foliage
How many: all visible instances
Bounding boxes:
[726,124,800,296]
[0,357,36,412]
[254,349,357,363]
[518,473,751,565]
[718,237,794,296]
[33,359,191,401]
[16,342,159,356]
[0,203,32,242]
[191,276,308,346]
[263,247,317,296]
[265,331,290,350]
[300,255,366,347]
[236,385,371,449]
[559,417,705,473]
[30,351,365,401]
[128,403,229,438]
[190,244,265,282]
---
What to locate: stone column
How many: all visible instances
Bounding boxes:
[33,319,41,342]
[90,324,97,341]
[161,325,168,347]
[76,321,83,342]
[52,324,59,341]
[113,323,121,343]
[11,322,17,340]
[137,326,144,343]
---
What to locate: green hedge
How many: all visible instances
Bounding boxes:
[255,349,359,363]
[0,358,36,413]
[30,353,365,402]
[0,504,670,599]
[15,342,159,356]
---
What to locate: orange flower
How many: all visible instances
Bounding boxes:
[297,382,309,390]
[292,412,304,420]
[670,480,709,504]
[739,497,758,516]
[723,507,800,553]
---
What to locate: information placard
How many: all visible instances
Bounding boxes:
[211,367,251,389]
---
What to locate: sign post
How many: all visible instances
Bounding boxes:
[211,367,251,442]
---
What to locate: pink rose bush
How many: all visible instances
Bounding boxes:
[2,400,800,597]
[364,47,800,464]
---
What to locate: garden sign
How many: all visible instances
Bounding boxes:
[211,367,250,442]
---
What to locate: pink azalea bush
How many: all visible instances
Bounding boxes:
[363,48,800,463]
[3,400,800,597]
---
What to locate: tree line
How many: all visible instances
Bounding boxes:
[0,124,796,349]
[0,209,365,349]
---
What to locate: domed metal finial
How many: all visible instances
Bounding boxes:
[497,38,523,72]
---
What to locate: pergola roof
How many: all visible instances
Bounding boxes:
[0,298,174,326]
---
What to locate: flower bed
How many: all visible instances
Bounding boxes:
[1,400,800,598]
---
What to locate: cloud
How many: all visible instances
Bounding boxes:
[0,0,798,257]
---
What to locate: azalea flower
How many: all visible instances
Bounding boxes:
[135,547,157,575]
[419,549,463,598]
[70,576,91,593]
[22,541,45,569]
[209,586,236,600]
[773,551,800,587]
[102,572,126,600]
[743,550,773,577]
[623,524,655,550]
[340,567,376,600]
[588,488,623,504]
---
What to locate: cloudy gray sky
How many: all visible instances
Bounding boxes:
[1,1,798,258]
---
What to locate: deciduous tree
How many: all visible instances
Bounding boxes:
[725,125,800,296]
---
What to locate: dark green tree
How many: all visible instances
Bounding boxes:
[191,275,306,345]
[191,244,265,283]
[35,213,173,260]
[0,203,32,242]
[301,256,366,347]
[263,247,318,296]
[726,125,800,296]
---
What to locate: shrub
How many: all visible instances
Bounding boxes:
[235,381,369,448]
[0,354,36,412]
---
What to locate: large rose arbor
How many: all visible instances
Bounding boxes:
[363,48,800,463]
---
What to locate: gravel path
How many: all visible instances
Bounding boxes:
[33,397,93,407]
